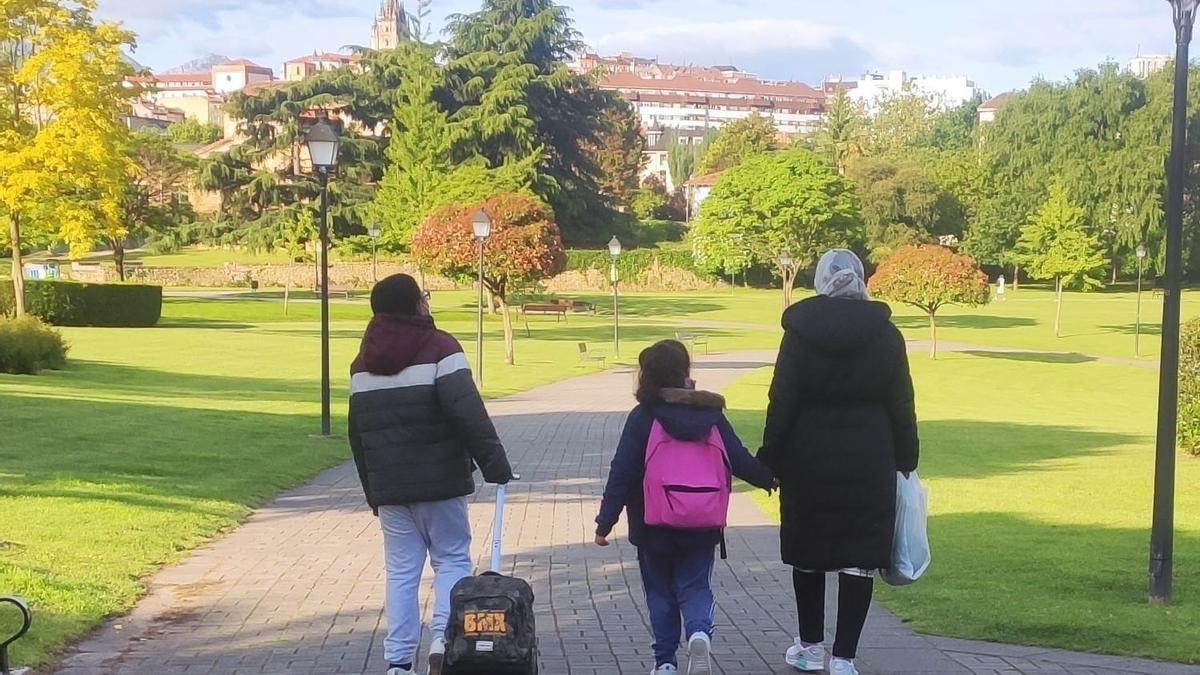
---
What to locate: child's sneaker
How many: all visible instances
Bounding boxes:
[386,667,414,675]
[427,636,446,675]
[830,657,859,675]
[651,664,678,674]
[686,632,712,675]
[785,638,825,671]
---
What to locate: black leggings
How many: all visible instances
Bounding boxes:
[793,570,874,659]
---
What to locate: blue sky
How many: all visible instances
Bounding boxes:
[98,0,1180,94]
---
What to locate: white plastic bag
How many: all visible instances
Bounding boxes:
[882,471,931,586]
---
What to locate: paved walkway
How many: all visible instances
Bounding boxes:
[55,354,1195,675]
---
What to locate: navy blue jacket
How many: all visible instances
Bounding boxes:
[595,388,776,553]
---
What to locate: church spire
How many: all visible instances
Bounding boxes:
[371,0,409,50]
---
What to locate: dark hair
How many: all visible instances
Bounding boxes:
[371,274,423,316]
[636,340,691,404]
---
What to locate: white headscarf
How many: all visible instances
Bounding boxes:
[815,249,870,301]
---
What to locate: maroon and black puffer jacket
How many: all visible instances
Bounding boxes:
[348,314,512,509]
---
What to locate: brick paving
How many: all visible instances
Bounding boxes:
[54,353,1197,675]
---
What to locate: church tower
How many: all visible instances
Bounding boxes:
[371,0,409,51]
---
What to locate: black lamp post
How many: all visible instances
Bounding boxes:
[1150,0,1197,606]
[608,236,622,357]
[304,119,341,438]
[472,209,492,387]
[1136,244,1148,358]
[368,225,381,284]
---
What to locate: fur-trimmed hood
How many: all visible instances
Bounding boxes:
[651,388,727,441]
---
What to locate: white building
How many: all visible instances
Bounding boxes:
[835,70,981,113]
[1128,54,1171,79]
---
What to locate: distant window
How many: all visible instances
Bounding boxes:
[226,75,233,82]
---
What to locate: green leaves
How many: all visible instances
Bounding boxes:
[696,112,779,175]
[869,244,990,315]
[691,148,861,276]
[1017,183,1107,291]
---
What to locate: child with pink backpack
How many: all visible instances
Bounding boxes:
[594,340,777,675]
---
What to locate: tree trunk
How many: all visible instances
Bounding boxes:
[498,295,515,365]
[9,213,26,317]
[1112,257,1119,285]
[1013,263,1020,292]
[928,311,938,359]
[1055,277,1063,338]
[284,261,293,316]
[114,243,126,282]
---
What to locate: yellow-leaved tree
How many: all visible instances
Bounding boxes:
[0,0,135,315]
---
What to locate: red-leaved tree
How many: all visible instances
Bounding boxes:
[869,244,990,358]
[412,193,567,365]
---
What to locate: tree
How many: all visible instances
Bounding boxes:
[116,132,198,279]
[631,176,669,221]
[666,129,715,190]
[166,118,221,145]
[1017,183,1107,337]
[274,208,317,316]
[815,89,868,175]
[869,244,990,358]
[846,156,963,263]
[869,86,937,156]
[696,112,779,175]
[0,1,135,314]
[691,149,861,285]
[412,193,566,365]
[587,100,646,209]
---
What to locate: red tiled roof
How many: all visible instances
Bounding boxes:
[600,71,822,101]
[242,80,290,95]
[214,59,274,75]
[286,52,359,65]
[979,92,1014,110]
[131,73,213,85]
[685,171,725,188]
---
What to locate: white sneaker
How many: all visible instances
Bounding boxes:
[651,664,678,674]
[387,668,415,675]
[785,638,825,671]
[427,636,446,675]
[830,657,859,675]
[686,632,712,675]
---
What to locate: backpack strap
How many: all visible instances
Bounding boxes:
[719,530,728,560]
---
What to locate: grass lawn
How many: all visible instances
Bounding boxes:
[726,354,1200,663]
[0,290,779,668]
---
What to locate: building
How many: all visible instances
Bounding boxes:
[211,60,274,95]
[284,52,361,81]
[642,127,711,192]
[127,60,274,129]
[371,0,409,51]
[683,170,724,219]
[1129,54,1171,79]
[977,92,1014,125]
[830,70,981,113]
[596,67,825,136]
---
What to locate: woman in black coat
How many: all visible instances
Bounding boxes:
[758,249,919,675]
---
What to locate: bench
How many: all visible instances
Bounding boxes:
[1,595,32,675]
[578,343,606,368]
[555,298,596,314]
[314,284,355,299]
[675,332,710,355]
[520,303,568,336]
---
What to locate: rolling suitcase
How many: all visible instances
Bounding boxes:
[443,483,538,675]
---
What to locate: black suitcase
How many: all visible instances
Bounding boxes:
[443,483,538,675]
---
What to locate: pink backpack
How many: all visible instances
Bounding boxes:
[642,420,732,530]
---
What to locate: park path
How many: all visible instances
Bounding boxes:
[54,352,1193,675]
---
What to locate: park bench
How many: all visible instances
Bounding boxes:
[555,298,596,314]
[675,332,710,355]
[1,595,32,675]
[520,303,568,336]
[578,343,606,368]
[313,284,355,299]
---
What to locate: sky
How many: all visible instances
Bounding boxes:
[96,0,1182,94]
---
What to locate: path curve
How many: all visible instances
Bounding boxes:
[54,353,1192,675]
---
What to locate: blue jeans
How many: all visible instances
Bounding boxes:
[638,547,716,667]
[379,497,474,665]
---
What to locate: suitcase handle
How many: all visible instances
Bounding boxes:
[490,474,519,574]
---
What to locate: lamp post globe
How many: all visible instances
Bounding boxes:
[304,118,341,438]
[472,209,492,387]
[608,236,622,259]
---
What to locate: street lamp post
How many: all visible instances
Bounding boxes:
[303,119,340,438]
[368,225,381,284]
[1136,244,1148,358]
[1150,0,1198,605]
[609,236,622,357]
[777,250,794,309]
[472,210,492,387]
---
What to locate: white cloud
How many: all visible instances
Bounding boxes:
[592,18,864,57]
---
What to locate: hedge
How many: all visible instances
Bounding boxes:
[565,247,702,280]
[0,316,68,374]
[1181,318,1200,457]
[0,279,163,327]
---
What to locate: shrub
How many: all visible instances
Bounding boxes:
[1181,318,1200,456]
[0,316,68,374]
[0,280,163,327]
[565,247,701,280]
